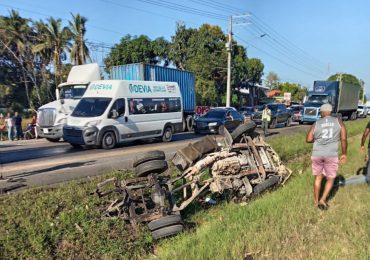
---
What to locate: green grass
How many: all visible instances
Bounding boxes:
[0,119,369,259]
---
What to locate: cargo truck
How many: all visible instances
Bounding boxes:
[300,80,360,123]
[36,63,101,141]
[110,63,195,131]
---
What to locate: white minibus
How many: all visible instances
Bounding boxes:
[63,80,183,149]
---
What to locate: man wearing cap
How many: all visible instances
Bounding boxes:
[306,103,347,210]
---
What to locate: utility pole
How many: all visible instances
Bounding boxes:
[226,16,232,107]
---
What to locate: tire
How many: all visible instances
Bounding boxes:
[230,122,256,141]
[299,121,303,125]
[148,215,182,231]
[151,224,183,240]
[186,115,194,132]
[46,138,60,142]
[162,126,173,142]
[101,131,116,149]
[135,160,168,177]
[133,150,165,168]
[285,117,292,127]
[269,118,277,129]
[253,175,280,195]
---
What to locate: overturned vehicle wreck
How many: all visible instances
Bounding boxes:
[95,122,291,239]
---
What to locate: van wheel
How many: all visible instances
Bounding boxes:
[162,126,173,142]
[102,131,116,149]
[285,117,292,127]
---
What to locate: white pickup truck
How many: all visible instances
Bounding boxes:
[36,63,101,142]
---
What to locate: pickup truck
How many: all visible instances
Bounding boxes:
[252,103,292,128]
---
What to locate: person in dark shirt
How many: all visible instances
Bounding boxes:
[13,111,23,140]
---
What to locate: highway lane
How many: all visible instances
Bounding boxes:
[0,122,310,191]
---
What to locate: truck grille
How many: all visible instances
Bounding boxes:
[304,108,318,116]
[64,127,82,138]
[38,108,56,127]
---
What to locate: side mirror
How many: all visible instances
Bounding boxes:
[60,99,65,105]
[111,109,119,119]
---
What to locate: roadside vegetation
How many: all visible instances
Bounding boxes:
[1,120,369,259]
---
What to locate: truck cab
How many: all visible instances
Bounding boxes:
[36,63,100,142]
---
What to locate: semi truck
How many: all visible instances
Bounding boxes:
[36,63,101,142]
[110,63,196,131]
[300,80,360,123]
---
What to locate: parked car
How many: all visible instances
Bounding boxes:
[194,108,244,134]
[252,103,292,128]
[288,105,303,122]
[238,106,255,118]
[357,105,368,118]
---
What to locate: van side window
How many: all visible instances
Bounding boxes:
[128,98,181,115]
[109,98,125,118]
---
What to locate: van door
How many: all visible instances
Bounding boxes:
[106,98,135,142]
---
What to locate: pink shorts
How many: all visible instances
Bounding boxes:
[311,156,339,178]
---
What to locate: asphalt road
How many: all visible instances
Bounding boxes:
[0,122,310,192]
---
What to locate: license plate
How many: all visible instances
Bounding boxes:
[43,128,49,134]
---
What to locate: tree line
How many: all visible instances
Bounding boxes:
[104,23,265,106]
[0,10,90,111]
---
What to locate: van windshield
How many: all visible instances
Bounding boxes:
[72,97,111,117]
[60,85,87,99]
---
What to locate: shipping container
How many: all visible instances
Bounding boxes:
[110,63,196,115]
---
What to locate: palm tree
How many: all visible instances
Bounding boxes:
[33,17,72,86]
[0,10,34,108]
[69,13,90,65]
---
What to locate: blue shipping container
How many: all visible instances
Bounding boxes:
[110,63,196,114]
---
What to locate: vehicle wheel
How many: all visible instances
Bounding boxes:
[299,121,303,125]
[269,118,277,129]
[186,115,194,132]
[70,143,81,148]
[253,175,280,195]
[133,150,165,168]
[285,117,292,127]
[230,122,256,142]
[162,126,173,142]
[135,160,168,177]
[151,224,183,240]
[46,138,60,142]
[148,215,182,231]
[101,131,116,149]
[217,124,225,135]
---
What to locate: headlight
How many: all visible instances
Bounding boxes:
[56,118,67,124]
[208,122,218,127]
[85,120,101,127]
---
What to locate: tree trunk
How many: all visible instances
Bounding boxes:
[21,68,33,110]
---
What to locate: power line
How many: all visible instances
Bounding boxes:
[235,35,323,79]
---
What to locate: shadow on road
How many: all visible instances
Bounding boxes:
[7,160,97,179]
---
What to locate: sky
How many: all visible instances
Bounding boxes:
[1,0,370,93]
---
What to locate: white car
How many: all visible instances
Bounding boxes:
[357,105,368,118]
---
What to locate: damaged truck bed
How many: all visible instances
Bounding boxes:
[95,122,291,240]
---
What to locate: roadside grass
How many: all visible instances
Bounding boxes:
[0,119,369,259]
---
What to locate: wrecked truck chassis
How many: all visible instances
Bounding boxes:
[95,123,291,237]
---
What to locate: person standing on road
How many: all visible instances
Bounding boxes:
[13,111,23,140]
[5,112,14,141]
[359,122,370,184]
[261,105,271,136]
[0,113,5,141]
[306,104,347,210]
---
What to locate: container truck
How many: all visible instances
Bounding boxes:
[300,80,360,123]
[36,63,101,141]
[110,63,195,131]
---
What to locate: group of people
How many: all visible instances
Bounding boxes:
[0,112,37,141]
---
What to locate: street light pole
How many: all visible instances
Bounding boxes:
[226,16,232,107]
